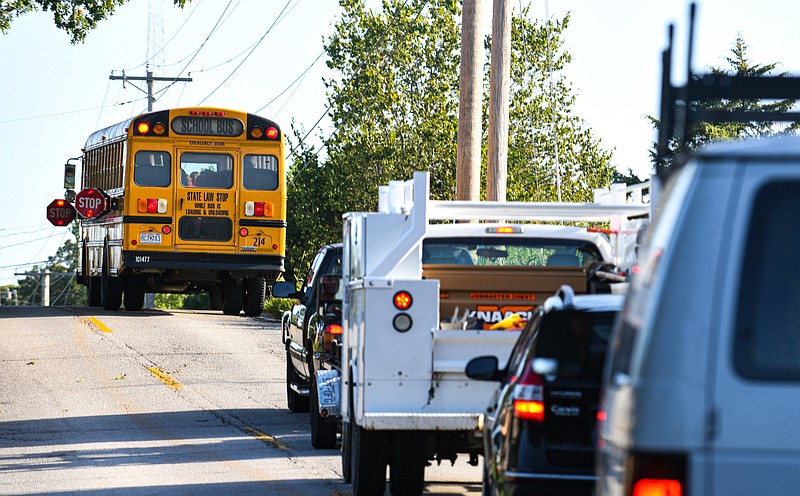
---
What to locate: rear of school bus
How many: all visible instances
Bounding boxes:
[121,107,286,314]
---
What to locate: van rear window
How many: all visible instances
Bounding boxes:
[422,237,602,267]
[735,180,800,381]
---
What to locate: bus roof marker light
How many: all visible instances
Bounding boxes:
[137,122,150,134]
[153,122,166,135]
[266,127,279,139]
[250,127,264,139]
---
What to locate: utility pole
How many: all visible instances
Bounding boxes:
[110,68,192,112]
[486,0,512,202]
[456,0,484,202]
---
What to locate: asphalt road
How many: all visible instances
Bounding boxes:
[0,306,481,495]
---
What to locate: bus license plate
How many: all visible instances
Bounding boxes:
[139,233,162,245]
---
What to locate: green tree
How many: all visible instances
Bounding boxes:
[504,11,615,202]
[1,0,188,44]
[284,1,615,274]
[285,0,462,274]
[654,34,798,173]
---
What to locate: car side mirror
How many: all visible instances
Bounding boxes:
[272,281,301,299]
[465,355,502,381]
[532,357,559,376]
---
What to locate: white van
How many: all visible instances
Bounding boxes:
[596,135,800,496]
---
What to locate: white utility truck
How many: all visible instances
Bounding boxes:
[338,172,649,495]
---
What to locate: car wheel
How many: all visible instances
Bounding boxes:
[309,374,337,449]
[352,423,388,496]
[341,383,353,483]
[389,431,426,496]
[286,352,309,413]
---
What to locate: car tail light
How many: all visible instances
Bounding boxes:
[323,323,342,352]
[632,479,682,496]
[626,453,686,496]
[512,362,544,421]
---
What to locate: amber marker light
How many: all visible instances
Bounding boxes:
[153,122,166,135]
[393,291,412,310]
[250,127,264,139]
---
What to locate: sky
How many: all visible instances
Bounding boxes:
[1,0,799,288]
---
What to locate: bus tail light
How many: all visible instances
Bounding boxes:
[162,225,171,235]
[244,201,274,217]
[137,198,167,214]
[626,453,686,496]
[512,363,544,421]
[239,228,249,237]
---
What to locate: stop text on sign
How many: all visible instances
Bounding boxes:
[46,199,75,226]
[74,188,109,219]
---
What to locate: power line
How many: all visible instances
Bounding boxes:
[156,0,237,102]
[286,0,428,182]
[197,0,295,105]
[255,50,325,114]
[0,98,145,125]
[0,233,66,251]
[125,0,207,72]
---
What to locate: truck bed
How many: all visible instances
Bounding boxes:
[423,264,589,329]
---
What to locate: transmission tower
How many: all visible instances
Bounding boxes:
[110,0,191,112]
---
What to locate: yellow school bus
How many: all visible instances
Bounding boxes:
[75,107,286,315]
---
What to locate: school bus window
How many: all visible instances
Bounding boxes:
[134,151,171,187]
[243,154,279,191]
[181,152,233,188]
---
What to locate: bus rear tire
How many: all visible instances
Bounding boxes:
[101,243,122,311]
[87,276,102,307]
[222,278,243,315]
[210,288,223,310]
[242,277,266,317]
[124,275,146,311]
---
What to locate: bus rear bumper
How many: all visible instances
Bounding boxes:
[122,251,284,275]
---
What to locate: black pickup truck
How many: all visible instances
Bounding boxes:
[272,243,343,449]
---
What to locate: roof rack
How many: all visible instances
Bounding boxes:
[656,3,800,169]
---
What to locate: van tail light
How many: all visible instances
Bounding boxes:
[627,453,686,496]
[512,362,544,421]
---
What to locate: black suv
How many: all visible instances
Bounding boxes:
[272,244,342,429]
[466,285,623,496]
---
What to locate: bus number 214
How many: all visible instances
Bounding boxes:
[253,237,266,247]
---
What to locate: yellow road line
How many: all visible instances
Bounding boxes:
[87,317,113,333]
[241,426,289,451]
[147,366,184,390]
